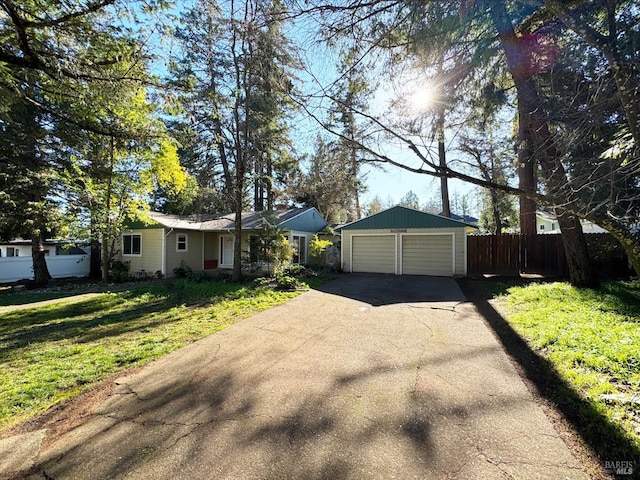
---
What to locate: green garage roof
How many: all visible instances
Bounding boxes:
[342,205,472,230]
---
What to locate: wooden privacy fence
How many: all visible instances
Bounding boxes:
[467,233,630,277]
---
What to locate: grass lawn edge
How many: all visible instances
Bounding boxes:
[456,277,638,480]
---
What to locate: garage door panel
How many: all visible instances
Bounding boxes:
[402,235,453,276]
[352,236,395,273]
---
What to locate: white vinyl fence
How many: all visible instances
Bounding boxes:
[0,255,90,284]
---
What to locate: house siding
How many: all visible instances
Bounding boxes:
[165,229,204,275]
[281,209,327,233]
[119,228,164,276]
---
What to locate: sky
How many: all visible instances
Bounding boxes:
[290,27,481,217]
[362,164,480,215]
[142,1,482,217]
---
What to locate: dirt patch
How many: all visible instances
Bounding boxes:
[0,292,104,312]
[0,367,142,449]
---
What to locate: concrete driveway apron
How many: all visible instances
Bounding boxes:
[2,274,588,479]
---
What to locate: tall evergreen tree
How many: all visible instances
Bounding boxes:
[0,0,177,285]
[170,0,298,280]
[0,81,57,285]
[294,137,357,223]
[329,45,375,221]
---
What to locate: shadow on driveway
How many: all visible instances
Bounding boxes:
[314,273,467,306]
[457,278,637,479]
[3,274,593,479]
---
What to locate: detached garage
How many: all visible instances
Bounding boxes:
[341,206,473,277]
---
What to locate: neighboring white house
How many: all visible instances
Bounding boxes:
[0,239,90,283]
[536,211,607,234]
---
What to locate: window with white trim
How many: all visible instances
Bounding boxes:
[6,247,18,257]
[176,233,188,252]
[122,234,141,255]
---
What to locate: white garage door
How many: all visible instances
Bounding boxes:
[402,235,453,276]
[352,236,396,274]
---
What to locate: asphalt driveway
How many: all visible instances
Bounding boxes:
[2,274,588,479]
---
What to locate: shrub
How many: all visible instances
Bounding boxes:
[186,269,208,283]
[251,277,271,288]
[275,273,300,290]
[173,261,207,282]
[309,234,333,265]
[108,260,130,283]
[283,264,309,277]
[173,261,190,278]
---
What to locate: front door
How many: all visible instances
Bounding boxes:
[220,235,234,267]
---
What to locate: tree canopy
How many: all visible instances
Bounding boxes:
[1,0,638,286]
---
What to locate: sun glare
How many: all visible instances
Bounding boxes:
[409,86,436,113]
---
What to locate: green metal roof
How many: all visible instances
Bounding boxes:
[342,205,472,230]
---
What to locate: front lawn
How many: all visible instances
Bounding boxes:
[0,279,309,433]
[496,280,640,458]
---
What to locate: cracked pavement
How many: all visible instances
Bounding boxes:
[1,274,589,479]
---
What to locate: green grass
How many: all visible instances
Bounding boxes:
[498,280,640,453]
[0,279,309,432]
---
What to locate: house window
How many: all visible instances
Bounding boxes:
[122,234,141,256]
[176,233,188,252]
[292,235,306,264]
[539,225,545,230]
[220,235,234,267]
[6,247,18,257]
[248,235,260,264]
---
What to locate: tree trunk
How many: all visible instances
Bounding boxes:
[266,153,274,211]
[89,211,101,279]
[490,1,599,288]
[515,72,537,235]
[490,190,502,235]
[101,137,115,282]
[254,154,264,211]
[232,198,243,282]
[31,234,52,288]
[437,106,451,217]
[101,235,110,282]
[517,146,537,234]
[555,211,600,288]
